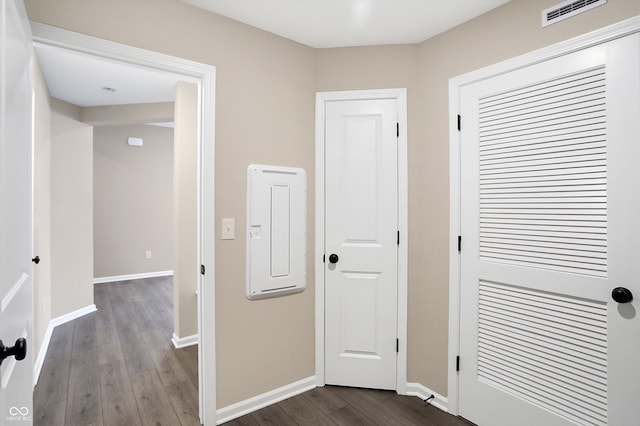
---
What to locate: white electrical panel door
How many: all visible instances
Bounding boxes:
[247,164,306,299]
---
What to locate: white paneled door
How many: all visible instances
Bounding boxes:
[0,0,34,422]
[324,98,398,390]
[459,34,640,426]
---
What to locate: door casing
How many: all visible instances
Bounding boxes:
[315,88,408,393]
[30,23,217,424]
[447,16,640,416]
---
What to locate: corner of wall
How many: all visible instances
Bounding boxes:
[33,304,97,387]
[215,376,316,424]
[405,382,449,413]
[173,81,199,339]
[50,96,94,318]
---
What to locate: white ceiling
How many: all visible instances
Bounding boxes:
[183,0,512,48]
[35,0,512,107]
[34,44,179,108]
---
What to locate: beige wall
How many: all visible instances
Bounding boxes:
[50,99,94,317]
[82,102,174,126]
[26,0,638,408]
[32,56,52,360]
[93,124,173,278]
[316,44,419,92]
[173,82,198,338]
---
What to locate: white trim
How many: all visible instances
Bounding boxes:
[197,22,217,426]
[447,16,640,417]
[314,91,326,387]
[33,323,54,387]
[405,382,449,414]
[33,304,97,386]
[49,304,97,328]
[215,376,316,424]
[31,23,217,424]
[447,76,463,417]
[315,88,408,392]
[93,270,174,284]
[171,332,199,349]
[396,88,409,395]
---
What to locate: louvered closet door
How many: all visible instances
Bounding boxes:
[459,34,640,426]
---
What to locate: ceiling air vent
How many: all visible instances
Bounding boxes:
[542,0,607,27]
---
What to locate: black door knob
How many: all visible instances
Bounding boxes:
[32,256,40,264]
[0,338,27,366]
[329,254,339,264]
[611,287,633,304]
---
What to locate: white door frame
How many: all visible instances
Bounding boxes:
[447,16,640,416]
[30,23,217,424]
[315,88,408,394]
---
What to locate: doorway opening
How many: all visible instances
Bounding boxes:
[31,23,217,424]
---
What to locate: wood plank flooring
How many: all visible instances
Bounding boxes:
[34,277,199,426]
[227,386,474,426]
[34,277,473,425]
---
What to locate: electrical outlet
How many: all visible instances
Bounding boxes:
[146,251,152,259]
[221,218,235,240]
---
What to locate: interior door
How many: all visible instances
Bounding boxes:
[459,34,640,426]
[324,98,398,390]
[0,0,34,422]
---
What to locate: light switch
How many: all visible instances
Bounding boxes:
[221,218,235,240]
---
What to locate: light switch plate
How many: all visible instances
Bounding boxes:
[221,218,235,240]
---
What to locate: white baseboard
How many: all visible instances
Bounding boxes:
[33,304,97,387]
[216,376,316,424]
[171,333,198,349]
[33,323,55,387]
[405,382,449,413]
[93,270,174,284]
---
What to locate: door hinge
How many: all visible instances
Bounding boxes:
[396,122,399,138]
[456,355,460,372]
[396,338,399,353]
[457,114,461,131]
[457,235,462,252]
[323,254,325,263]
[397,231,400,246]
[200,264,205,275]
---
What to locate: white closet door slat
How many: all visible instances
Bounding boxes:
[478,67,605,108]
[478,68,607,281]
[477,280,608,425]
[478,326,608,378]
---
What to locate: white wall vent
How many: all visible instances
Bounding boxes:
[542,0,606,27]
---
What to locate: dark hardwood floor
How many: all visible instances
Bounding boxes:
[227,386,474,426]
[34,277,472,425]
[34,277,199,425]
